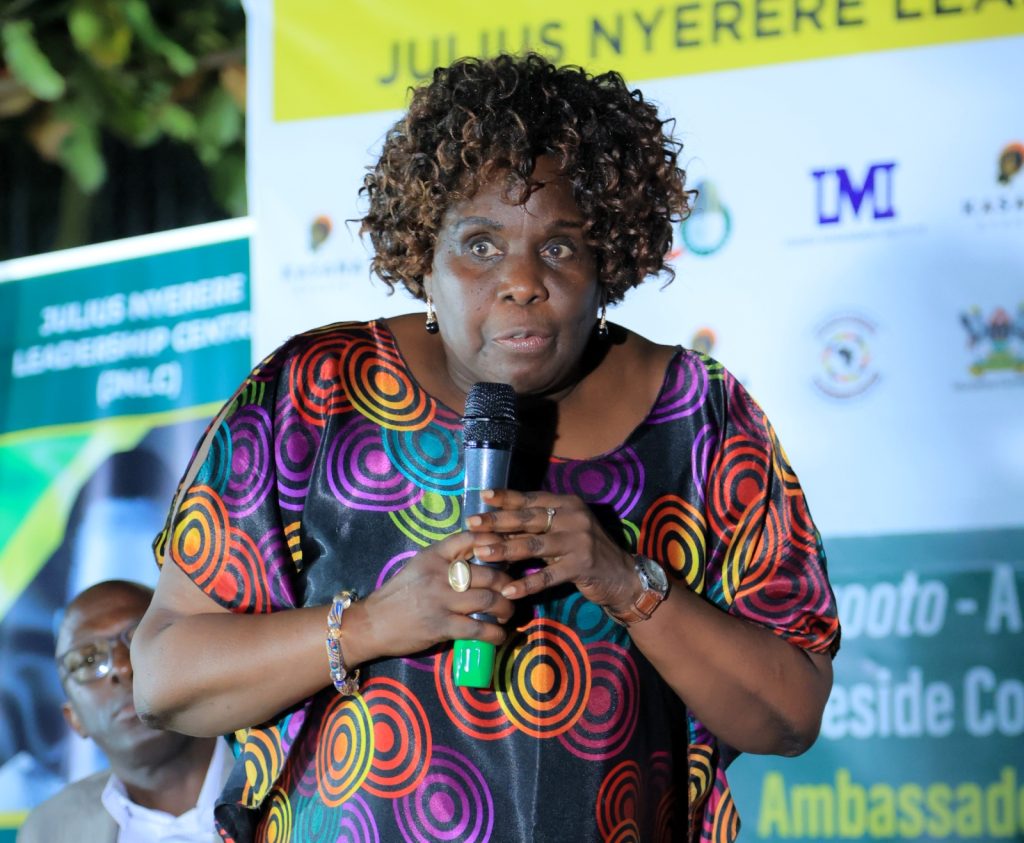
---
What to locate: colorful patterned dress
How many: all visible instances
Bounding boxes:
[156,320,840,843]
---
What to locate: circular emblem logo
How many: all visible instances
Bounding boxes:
[813,315,880,399]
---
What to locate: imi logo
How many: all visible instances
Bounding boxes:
[812,163,897,225]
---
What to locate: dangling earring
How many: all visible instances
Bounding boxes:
[597,302,609,339]
[425,297,439,334]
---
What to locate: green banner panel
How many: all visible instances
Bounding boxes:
[730,528,1024,842]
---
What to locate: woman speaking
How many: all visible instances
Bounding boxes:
[132,53,840,843]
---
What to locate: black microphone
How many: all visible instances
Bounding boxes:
[453,382,518,688]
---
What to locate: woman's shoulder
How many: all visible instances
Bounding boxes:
[607,327,751,427]
[604,325,731,399]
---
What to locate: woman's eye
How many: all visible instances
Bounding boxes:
[544,242,575,260]
[469,240,499,257]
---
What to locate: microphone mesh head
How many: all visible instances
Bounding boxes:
[463,382,518,448]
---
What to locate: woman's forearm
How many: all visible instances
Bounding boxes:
[132,604,330,735]
[131,568,385,736]
[629,585,833,756]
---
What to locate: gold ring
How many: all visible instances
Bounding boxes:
[542,507,556,534]
[448,559,471,592]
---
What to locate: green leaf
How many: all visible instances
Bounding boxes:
[57,122,107,193]
[68,0,133,70]
[106,104,161,146]
[156,102,196,141]
[196,85,242,149]
[195,137,222,167]
[121,0,196,76]
[209,147,247,217]
[1,20,66,101]
[103,74,163,146]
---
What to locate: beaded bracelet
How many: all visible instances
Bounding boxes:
[325,590,360,696]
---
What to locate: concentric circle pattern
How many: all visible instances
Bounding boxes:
[275,406,322,512]
[655,790,676,843]
[232,377,268,409]
[289,714,321,799]
[255,786,292,843]
[688,743,714,811]
[496,618,590,738]
[431,402,463,432]
[316,693,374,807]
[171,486,228,591]
[240,726,285,808]
[542,591,621,645]
[707,435,769,544]
[619,518,639,551]
[165,321,839,843]
[639,495,707,593]
[375,549,417,590]
[724,378,764,438]
[770,430,803,495]
[647,352,709,424]
[291,793,341,842]
[690,423,717,505]
[362,677,432,798]
[596,760,641,842]
[710,785,739,843]
[256,528,297,608]
[389,492,461,547]
[209,527,271,613]
[342,337,434,431]
[196,420,232,493]
[222,406,274,518]
[648,752,676,843]
[339,793,381,843]
[547,448,644,518]
[393,746,494,843]
[288,333,356,427]
[784,484,820,557]
[383,424,463,495]
[435,650,516,741]
[734,541,838,650]
[604,819,641,843]
[558,641,638,761]
[721,499,778,607]
[327,416,422,511]
[279,707,307,758]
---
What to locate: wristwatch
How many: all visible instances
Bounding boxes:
[604,554,670,627]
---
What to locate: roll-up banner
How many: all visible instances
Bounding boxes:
[0,219,252,836]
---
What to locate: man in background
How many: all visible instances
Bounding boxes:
[0,447,175,804]
[17,580,229,843]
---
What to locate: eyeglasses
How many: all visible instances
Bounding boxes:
[57,621,140,685]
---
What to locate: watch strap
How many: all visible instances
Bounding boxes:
[604,555,668,627]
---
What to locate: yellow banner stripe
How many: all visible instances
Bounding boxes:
[273,0,1022,120]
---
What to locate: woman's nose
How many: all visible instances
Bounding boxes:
[499,252,548,304]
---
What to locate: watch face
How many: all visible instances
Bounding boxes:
[639,556,669,593]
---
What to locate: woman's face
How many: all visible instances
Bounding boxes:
[425,156,600,398]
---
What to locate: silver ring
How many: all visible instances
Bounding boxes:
[448,559,471,592]
[542,507,556,534]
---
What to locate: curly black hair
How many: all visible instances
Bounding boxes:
[359,53,691,304]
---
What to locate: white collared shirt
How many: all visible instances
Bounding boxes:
[100,738,228,843]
